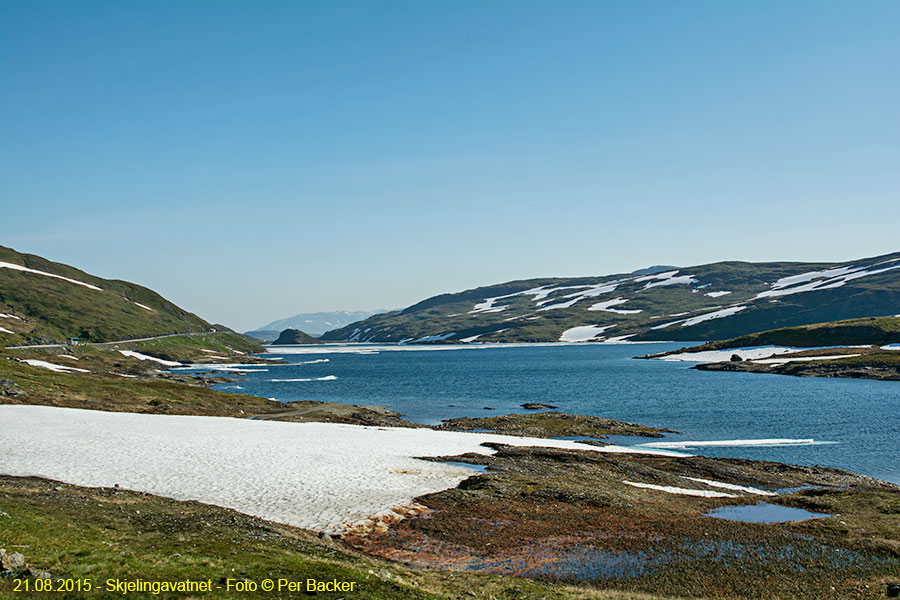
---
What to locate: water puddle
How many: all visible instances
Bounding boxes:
[705,502,831,523]
[443,460,490,474]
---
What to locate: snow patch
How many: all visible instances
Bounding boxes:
[587,297,642,314]
[705,291,732,298]
[641,271,698,289]
[118,350,182,367]
[0,261,103,291]
[681,477,775,496]
[22,359,90,373]
[622,480,737,498]
[752,354,861,365]
[0,405,686,534]
[659,346,799,363]
[652,305,748,330]
[410,333,456,343]
[559,325,615,343]
[756,263,900,299]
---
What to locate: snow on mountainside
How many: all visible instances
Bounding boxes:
[320,252,900,344]
[249,310,385,338]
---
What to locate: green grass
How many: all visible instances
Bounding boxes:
[0,477,669,600]
[0,349,282,417]
[123,332,265,361]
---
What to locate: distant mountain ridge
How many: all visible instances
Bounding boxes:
[0,245,212,344]
[249,310,384,338]
[320,252,900,344]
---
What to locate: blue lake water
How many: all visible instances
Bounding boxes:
[187,343,899,484]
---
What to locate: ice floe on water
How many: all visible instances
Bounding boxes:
[0,406,685,534]
[270,375,337,382]
[0,261,103,291]
[559,325,616,343]
[637,438,831,450]
[21,359,90,373]
[118,350,182,367]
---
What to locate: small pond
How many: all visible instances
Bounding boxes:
[706,502,831,523]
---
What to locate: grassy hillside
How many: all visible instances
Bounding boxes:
[320,253,900,344]
[0,246,212,344]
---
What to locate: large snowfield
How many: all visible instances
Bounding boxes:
[0,405,681,534]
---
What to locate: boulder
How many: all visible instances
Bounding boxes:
[0,549,26,572]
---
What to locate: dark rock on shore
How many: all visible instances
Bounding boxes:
[521,402,558,410]
[695,357,900,381]
[438,411,676,438]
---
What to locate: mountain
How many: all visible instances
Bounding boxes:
[1,245,214,344]
[319,252,900,344]
[270,328,323,345]
[249,310,383,338]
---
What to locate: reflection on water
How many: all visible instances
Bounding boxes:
[706,502,831,523]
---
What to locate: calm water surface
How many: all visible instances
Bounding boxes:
[188,343,899,484]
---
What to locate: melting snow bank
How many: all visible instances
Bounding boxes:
[118,350,182,367]
[0,260,103,291]
[0,406,686,535]
[21,359,90,374]
[656,346,800,363]
[622,480,736,498]
[680,477,776,496]
[559,325,615,342]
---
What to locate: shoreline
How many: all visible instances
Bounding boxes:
[2,404,898,599]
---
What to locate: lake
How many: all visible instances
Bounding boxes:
[184,343,900,484]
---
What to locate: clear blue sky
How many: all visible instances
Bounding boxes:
[2,1,898,331]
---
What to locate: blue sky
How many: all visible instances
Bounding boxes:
[2,1,898,331]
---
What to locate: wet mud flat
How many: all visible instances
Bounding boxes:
[345,445,900,599]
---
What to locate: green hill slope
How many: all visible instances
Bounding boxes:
[0,246,211,344]
[320,252,900,344]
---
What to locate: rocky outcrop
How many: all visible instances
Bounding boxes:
[270,328,322,345]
